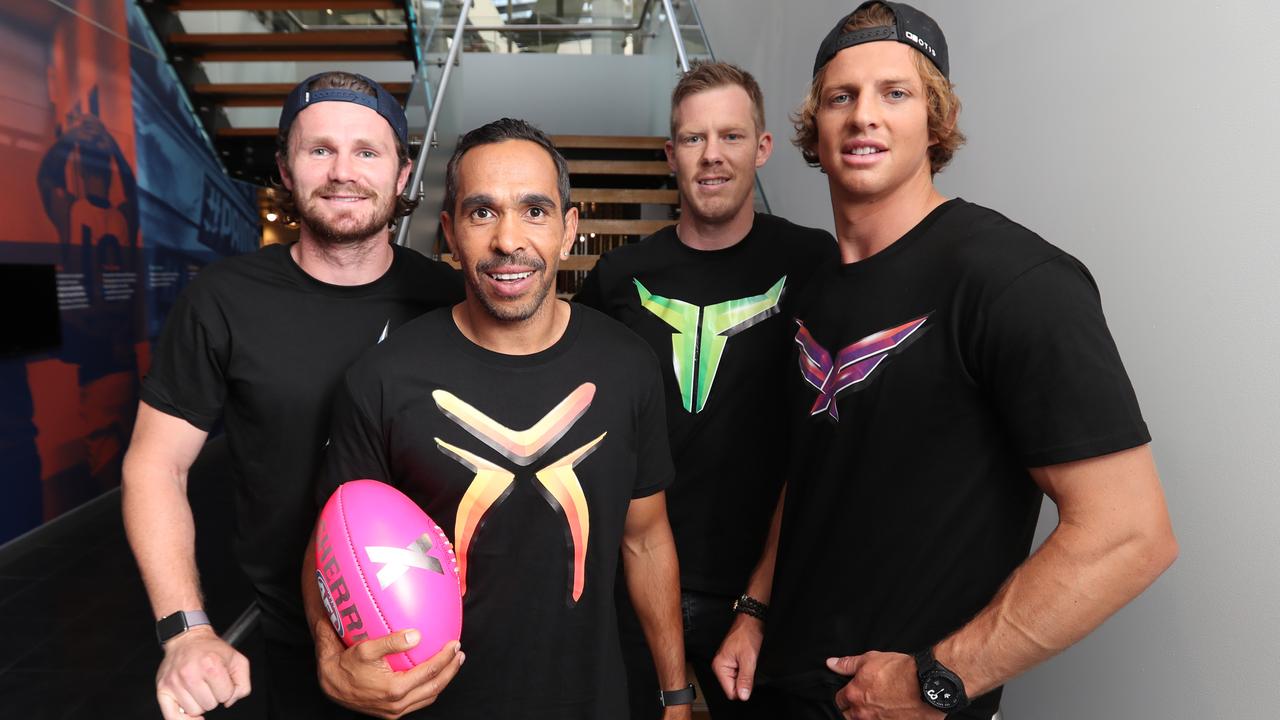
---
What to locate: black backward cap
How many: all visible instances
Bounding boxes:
[813,1,949,79]
[278,73,409,146]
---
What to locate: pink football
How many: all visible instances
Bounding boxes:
[314,480,462,671]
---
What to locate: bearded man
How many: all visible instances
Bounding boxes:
[122,72,461,720]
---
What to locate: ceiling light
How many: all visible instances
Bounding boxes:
[265,212,278,222]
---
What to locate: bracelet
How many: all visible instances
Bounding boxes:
[658,683,696,707]
[732,593,769,621]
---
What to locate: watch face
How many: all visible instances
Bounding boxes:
[922,673,962,710]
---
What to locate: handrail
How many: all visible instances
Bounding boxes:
[394,0,474,246]
[661,0,690,73]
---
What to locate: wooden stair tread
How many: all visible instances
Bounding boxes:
[170,0,401,9]
[194,82,411,106]
[168,30,413,61]
[574,188,678,205]
[551,135,667,150]
[577,219,671,236]
[169,29,409,46]
[567,159,671,176]
[194,49,410,61]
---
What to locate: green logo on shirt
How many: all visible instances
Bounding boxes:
[634,276,786,413]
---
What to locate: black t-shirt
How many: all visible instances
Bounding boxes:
[758,200,1150,715]
[575,214,837,595]
[141,242,462,643]
[319,305,675,719]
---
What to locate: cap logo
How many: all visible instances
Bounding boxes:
[904,30,936,58]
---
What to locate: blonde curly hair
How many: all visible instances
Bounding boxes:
[792,2,965,175]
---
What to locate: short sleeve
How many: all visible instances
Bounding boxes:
[139,288,229,431]
[977,255,1150,467]
[630,348,676,498]
[317,371,391,506]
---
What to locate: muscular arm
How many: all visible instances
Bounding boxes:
[712,484,784,701]
[934,444,1178,694]
[828,445,1179,718]
[121,402,250,719]
[621,492,690,719]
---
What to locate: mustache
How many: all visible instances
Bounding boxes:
[309,183,379,200]
[476,252,547,274]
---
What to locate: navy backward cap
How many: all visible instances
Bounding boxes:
[277,73,409,146]
[813,1,949,79]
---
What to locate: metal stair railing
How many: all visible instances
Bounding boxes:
[394,0,474,246]
[391,0,771,247]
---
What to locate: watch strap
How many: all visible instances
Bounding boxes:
[912,648,936,679]
[156,610,211,646]
[731,593,768,621]
[658,684,696,707]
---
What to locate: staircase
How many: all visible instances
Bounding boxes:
[142,0,418,187]
[440,133,679,296]
[135,0,728,281]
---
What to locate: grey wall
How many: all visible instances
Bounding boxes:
[698,1,1280,718]
[403,49,684,253]
[449,53,677,137]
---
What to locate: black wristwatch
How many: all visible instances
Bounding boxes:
[156,610,211,646]
[658,683,696,707]
[912,648,970,712]
[731,593,768,621]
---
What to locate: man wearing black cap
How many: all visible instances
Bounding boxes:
[122,71,461,720]
[712,3,1178,719]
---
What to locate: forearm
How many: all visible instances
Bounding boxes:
[622,523,686,691]
[744,486,785,603]
[936,494,1177,695]
[122,454,203,618]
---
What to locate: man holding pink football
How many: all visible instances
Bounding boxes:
[302,118,691,719]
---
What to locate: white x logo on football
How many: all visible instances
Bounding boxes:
[365,533,445,590]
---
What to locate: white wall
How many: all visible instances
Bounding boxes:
[698,1,1280,718]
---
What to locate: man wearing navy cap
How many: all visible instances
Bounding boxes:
[712,3,1178,719]
[122,71,461,719]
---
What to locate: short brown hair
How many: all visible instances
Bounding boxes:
[670,61,767,138]
[792,2,965,174]
[273,71,417,224]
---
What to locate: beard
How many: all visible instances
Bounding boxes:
[295,182,397,245]
[468,251,553,322]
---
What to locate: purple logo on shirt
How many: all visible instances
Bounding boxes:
[795,314,930,421]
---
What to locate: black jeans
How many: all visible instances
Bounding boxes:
[262,637,366,719]
[617,588,767,719]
